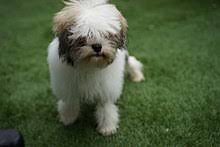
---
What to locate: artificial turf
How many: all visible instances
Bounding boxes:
[0,0,220,146]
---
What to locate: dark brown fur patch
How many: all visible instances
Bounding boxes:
[58,29,86,66]
[107,30,126,49]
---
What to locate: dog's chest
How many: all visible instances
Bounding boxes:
[71,70,107,102]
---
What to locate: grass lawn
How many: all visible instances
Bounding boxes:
[0,0,220,146]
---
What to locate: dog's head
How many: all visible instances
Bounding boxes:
[53,0,128,68]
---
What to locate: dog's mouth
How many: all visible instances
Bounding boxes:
[91,52,105,58]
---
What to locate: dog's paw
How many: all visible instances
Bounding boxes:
[59,114,77,126]
[97,125,118,136]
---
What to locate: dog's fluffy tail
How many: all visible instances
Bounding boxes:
[126,55,145,82]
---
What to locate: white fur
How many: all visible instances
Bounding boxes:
[66,0,109,7]
[127,56,145,82]
[48,38,126,103]
[95,102,119,136]
[57,99,80,125]
[48,38,126,135]
[66,0,121,39]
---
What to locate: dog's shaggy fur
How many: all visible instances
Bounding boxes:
[48,0,144,136]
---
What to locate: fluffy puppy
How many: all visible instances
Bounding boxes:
[47,0,145,136]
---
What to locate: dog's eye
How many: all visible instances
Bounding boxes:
[106,33,124,49]
[75,37,86,47]
[109,41,117,48]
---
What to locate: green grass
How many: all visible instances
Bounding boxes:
[0,0,220,146]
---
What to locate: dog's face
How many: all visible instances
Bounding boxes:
[58,28,124,68]
[53,0,127,68]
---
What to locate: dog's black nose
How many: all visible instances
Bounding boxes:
[92,44,102,53]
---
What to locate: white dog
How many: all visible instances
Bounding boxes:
[47,0,144,136]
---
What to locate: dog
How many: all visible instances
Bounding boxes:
[47,0,145,136]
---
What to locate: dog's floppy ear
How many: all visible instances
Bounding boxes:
[119,13,128,38]
[58,29,87,66]
[107,13,128,49]
[58,29,72,56]
[118,13,128,49]
[58,29,75,65]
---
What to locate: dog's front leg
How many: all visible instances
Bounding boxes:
[57,98,80,126]
[95,102,119,136]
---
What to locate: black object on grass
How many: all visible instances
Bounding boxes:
[0,129,24,147]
